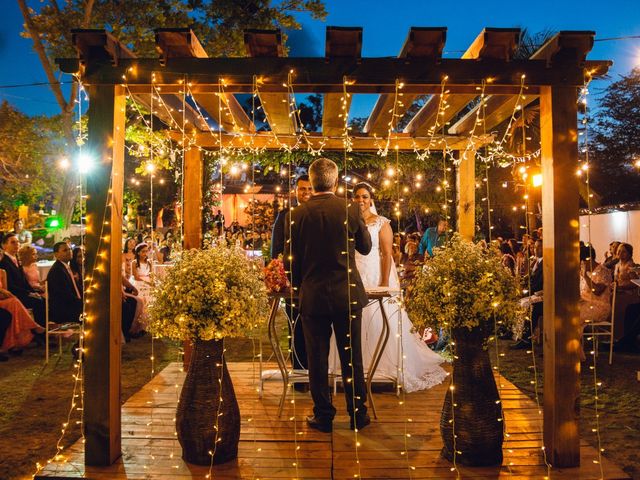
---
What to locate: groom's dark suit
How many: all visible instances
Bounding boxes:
[285,193,372,423]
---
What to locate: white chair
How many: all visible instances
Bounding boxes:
[583,281,616,365]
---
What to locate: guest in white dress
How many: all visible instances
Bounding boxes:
[329,183,447,393]
[132,243,153,304]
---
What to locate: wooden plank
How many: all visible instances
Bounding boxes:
[83,83,125,466]
[245,30,296,135]
[155,28,254,133]
[170,130,493,151]
[461,27,521,61]
[364,27,446,135]
[540,84,581,468]
[404,27,519,138]
[530,31,595,66]
[322,27,362,136]
[456,147,476,240]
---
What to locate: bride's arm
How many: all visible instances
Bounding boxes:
[379,221,393,287]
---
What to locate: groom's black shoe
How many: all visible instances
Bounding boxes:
[306,415,332,433]
[349,414,371,431]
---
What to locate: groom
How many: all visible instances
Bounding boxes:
[284,158,372,433]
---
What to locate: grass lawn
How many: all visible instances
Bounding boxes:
[491,339,640,480]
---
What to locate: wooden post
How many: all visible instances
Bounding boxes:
[540,84,581,468]
[182,146,203,369]
[84,84,125,466]
[456,147,476,241]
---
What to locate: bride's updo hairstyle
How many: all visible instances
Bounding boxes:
[353,181,374,198]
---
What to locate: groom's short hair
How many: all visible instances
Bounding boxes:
[309,158,338,192]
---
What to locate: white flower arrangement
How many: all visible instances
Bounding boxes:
[406,234,522,335]
[148,245,269,341]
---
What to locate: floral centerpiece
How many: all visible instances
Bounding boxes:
[263,256,289,293]
[149,245,269,466]
[406,234,522,467]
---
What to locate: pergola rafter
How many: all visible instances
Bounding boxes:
[57,25,610,472]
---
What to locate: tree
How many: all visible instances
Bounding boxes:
[18,0,327,229]
[0,101,63,225]
[591,68,640,204]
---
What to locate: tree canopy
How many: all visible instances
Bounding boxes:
[591,67,640,205]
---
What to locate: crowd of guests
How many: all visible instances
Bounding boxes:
[0,225,85,361]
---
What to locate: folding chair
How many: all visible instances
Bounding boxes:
[583,281,616,365]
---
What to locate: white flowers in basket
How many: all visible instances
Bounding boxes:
[406,234,523,335]
[148,244,270,341]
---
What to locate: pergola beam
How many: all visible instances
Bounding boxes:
[322,27,362,136]
[364,27,447,135]
[403,27,521,137]
[245,30,297,135]
[155,28,254,134]
[172,130,492,151]
[59,57,609,93]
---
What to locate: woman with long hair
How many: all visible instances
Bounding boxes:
[329,183,446,392]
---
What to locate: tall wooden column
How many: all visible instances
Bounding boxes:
[182,146,203,369]
[456,147,476,241]
[183,146,203,250]
[540,84,581,467]
[84,83,125,466]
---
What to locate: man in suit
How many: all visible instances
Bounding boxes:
[46,242,83,325]
[285,158,372,433]
[271,174,313,375]
[0,233,46,326]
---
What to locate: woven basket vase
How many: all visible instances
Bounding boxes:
[176,338,241,465]
[440,326,504,467]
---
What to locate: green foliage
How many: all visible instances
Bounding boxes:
[591,68,640,204]
[406,234,522,337]
[0,101,63,219]
[149,245,270,341]
[26,0,327,59]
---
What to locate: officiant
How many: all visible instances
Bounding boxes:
[271,174,313,377]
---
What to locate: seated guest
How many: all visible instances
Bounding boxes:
[500,242,516,276]
[46,242,83,324]
[158,237,175,263]
[18,244,43,293]
[512,239,543,349]
[12,219,32,245]
[603,241,621,271]
[579,244,611,324]
[132,243,153,303]
[122,274,147,340]
[0,286,44,353]
[70,247,84,298]
[0,233,46,327]
[612,243,639,340]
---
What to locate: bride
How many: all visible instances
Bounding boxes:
[329,182,447,393]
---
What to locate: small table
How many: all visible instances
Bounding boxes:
[262,288,398,418]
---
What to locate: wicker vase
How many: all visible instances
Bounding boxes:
[176,339,240,465]
[440,326,504,467]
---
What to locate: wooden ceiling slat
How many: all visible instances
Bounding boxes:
[173,131,493,151]
[364,27,446,136]
[155,29,254,134]
[447,31,596,136]
[322,27,362,136]
[404,27,520,138]
[244,30,296,135]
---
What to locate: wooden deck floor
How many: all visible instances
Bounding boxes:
[36,362,629,479]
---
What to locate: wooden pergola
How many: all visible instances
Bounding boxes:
[58,26,610,470]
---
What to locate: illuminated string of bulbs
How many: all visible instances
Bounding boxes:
[579,78,606,476]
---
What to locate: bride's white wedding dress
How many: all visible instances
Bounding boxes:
[329,216,448,393]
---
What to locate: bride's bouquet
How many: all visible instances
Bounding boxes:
[148,244,269,341]
[263,256,290,293]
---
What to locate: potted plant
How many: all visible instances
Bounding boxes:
[406,234,522,467]
[149,245,269,465]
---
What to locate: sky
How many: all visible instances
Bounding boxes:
[1,0,639,119]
